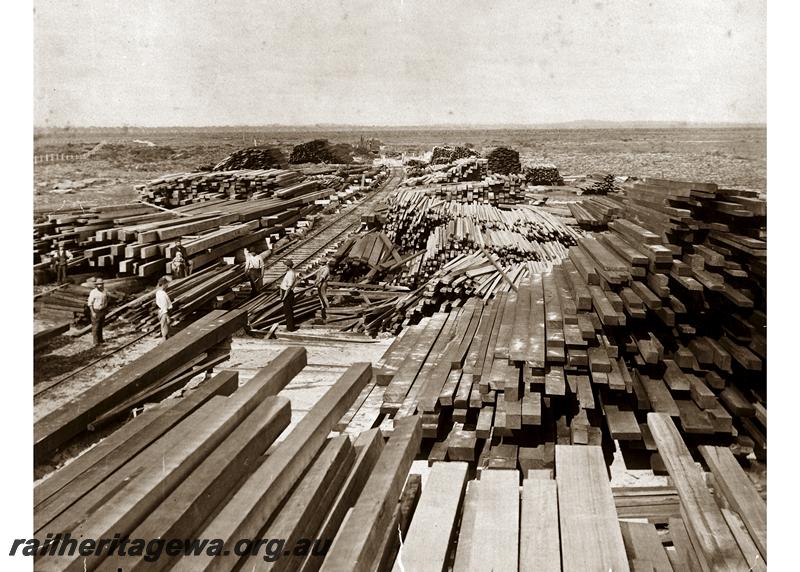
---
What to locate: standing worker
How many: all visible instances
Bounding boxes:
[244,248,264,298]
[87,278,109,346]
[170,250,188,279]
[315,259,334,322]
[174,238,191,275]
[280,260,298,332]
[155,276,173,340]
[52,245,73,284]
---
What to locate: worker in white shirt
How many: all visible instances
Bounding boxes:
[155,276,173,340]
[86,278,109,346]
[315,259,334,322]
[280,260,298,332]
[244,248,264,298]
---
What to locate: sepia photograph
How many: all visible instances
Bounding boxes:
[4,0,787,569]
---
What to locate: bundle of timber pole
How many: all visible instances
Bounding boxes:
[430,145,478,164]
[402,157,486,188]
[211,145,288,171]
[384,190,579,284]
[523,163,564,186]
[485,146,521,174]
[373,177,765,478]
[332,231,404,282]
[568,172,618,195]
[289,139,354,164]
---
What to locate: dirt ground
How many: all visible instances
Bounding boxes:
[33,126,766,214]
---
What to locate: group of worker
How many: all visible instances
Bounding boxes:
[84,239,334,347]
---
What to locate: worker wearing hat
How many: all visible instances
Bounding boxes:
[280,260,298,332]
[87,278,109,346]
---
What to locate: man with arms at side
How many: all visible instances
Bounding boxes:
[87,277,109,346]
[155,276,173,340]
[280,260,298,332]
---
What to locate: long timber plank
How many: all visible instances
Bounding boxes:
[34,308,248,462]
[299,429,385,572]
[321,415,422,572]
[556,445,629,572]
[454,469,519,572]
[698,445,766,560]
[247,435,355,572]
[520,475,560,572]
[393,461,468,572]
[98,396,291,572]
[34,369,240,532]
[37,394,257,571]
[171,362,373,572]
[647,413,747,571]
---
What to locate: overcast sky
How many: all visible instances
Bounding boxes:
[33,0,766,127]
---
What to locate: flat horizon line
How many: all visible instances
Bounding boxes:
[34,120,766,131]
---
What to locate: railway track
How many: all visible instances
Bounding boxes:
[260,166,405,288]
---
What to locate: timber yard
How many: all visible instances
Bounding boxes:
[31,129,767,571]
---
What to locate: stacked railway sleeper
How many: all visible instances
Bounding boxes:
[33,335,765,571]
[374,176,765,476]
[33,342,430,572]
[34,167,387,285]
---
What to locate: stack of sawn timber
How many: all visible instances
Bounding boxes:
[35,344,428,572]
[35,175,345,284]
[332,231,405,283]
[34,309,247,465]
[485,146,521,175]
[375,177,765,474]
[384,190,578,287]
[523,163,564,186]
[390,430,765,571]
[137,169,314,206]
[211,146,288,171]
[34,202,161,280]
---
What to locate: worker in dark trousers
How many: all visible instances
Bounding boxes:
[86,278,109,346]
[155,276,173,340]
[280,260,298,332]
[170,250,188,279]
[244,248,264,298]
[52,245,73,284]
[315,259,334,322]
[174,238,192,275]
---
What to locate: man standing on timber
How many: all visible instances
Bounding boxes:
[52,245,73,284]
[315,259,334,322]
[280,260,298,332]
[155,276,173,340]
[244,248,264,298]
[87,278,109,346]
